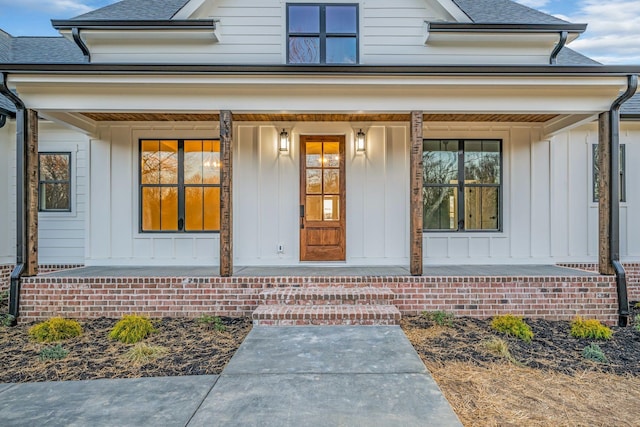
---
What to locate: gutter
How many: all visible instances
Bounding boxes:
[51,19,217,30]
[549,31,568,65]
[426,22,587,33]
[0,72,26,326]
[608,74,638,327]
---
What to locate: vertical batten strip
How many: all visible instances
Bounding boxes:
[410,111,423,276]
[220,111,233,277]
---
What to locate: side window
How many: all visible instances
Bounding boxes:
[287,4,358,64]
[38,152,71,212]
[592,144,625,202]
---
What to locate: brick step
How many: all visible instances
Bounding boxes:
[259,286,395,306]
[252,304,401,326]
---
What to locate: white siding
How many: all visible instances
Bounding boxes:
[0,122,13,264]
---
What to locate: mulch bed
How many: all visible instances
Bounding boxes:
[0,317,252,383]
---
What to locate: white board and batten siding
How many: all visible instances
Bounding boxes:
[84,0,555,65]
[0,123,14,264]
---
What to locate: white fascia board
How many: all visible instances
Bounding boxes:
[433,0,472,22]
[425,30,559,46]
[173,0,209,19]
[83,28,220,43]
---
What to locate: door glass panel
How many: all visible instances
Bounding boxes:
[324,169,339,194]
[204,187,220,230]
[306,169,322,194]
[464,140,500,184]
[184,140,203,185]
[159,140,178,185]
[289,37,320,64]
[160,187,178,230]
[306,196,322,221]
[423,187,457,230]
[185,187,203,231]
[306,142,323,167]
[141,140,160,184]
[323,142,340,167]
[203,140,220,184]
[323,196,339,221]
[423,140,459,185]
[141,187,160,231]
[465,187,499,230]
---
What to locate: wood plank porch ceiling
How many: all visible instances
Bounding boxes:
[80,112,558,123]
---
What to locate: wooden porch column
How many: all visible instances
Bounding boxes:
[25,109,39,276]
[410,111,424,276]
[598,111,614,275]
[219,111,233,277]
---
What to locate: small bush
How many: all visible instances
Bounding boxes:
[634,315,640,333]
[124,343,168,365]
[0,290,8,304]
[28,318,82,342]
[483,338,521,365]
[570,317,613,340]
[39,344,69,361]
[1,314,15,328]
[109,315,155,344]
[421,310,454,327]
[198,314,226,332]
[490,315,534,343]
[634,302,640,309]
[583,343,608,363]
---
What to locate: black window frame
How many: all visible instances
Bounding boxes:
[38,151,72,213]
[286,3,359,65]
[592,143,626,203]
[422,139,503,233]
[138,139,221,234]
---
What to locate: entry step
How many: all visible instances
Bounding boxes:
[252,304,401,326]
[260,286,395,306]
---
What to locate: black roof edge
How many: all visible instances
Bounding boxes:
[51,19,217,30]
[427,23,587,33]
[0,108,15,117]
[1,64,639,76]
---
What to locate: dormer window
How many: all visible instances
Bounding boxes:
[287,4,358,64]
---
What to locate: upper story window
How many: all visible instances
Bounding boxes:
[287,4,358,64]
[38,152,71,212]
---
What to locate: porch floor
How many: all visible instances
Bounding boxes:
[40,264,597,278]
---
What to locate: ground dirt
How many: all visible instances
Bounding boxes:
[401,305,640,427]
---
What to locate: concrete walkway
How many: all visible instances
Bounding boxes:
[0,326,462,427]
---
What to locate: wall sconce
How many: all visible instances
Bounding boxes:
[356,129,366,152]
[279,128,289,152]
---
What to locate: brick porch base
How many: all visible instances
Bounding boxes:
[559,263,640,302]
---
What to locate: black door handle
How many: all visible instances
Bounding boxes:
[178,218,184,231]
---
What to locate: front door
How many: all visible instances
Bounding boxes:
[300,135,346,261]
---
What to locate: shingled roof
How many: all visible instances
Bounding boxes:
[451,0,570,24]
[621,93,640,117]
[72,0,191,20]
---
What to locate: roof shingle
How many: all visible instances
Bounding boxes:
[72,0,191,21]
[451,0,570,24]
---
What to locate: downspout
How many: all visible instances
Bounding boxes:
[549,31,568,65]
[0,114,6,128]
[72,27,91,62]
[609,74,638,327]
[0,72,26,326]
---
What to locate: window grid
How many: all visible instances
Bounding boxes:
[38,152,72,212]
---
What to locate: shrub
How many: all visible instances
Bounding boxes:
[39,344,69,361]
[124,343,168,365]
[28,318,83,342]
[198,314,226,332]
[583,343,608,363]
[1,314,15,328]
[109,315,155,344]
[634,315,640,333]
[421,310,454,327]
[483,338,521,365]
[570,317,613,340]
[490,315,534,343]
[634,302,640,309]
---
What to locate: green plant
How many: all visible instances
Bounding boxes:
[39,344,69,361]
[582,343,608,363]
[28,318,83,342]
[0,290,8,304]
[1,314,15,327]
[109,315,155,344]
[483,337,520,364]
[490,315,534,343]
[124,343,168,365]
[634,315,640,333]
[198,314,226,332]
[421,310,454,327]
[570,317,613,340]
[634,302,640,309]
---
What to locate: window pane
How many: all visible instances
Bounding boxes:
[465,187,499,230]
[40,183,70,211]
[185,187,203,231]
[323,196,339,221]
[323,142,340,167]
[204,187,220,231]
[184,140,203,185]
[306,169,322,194]
[159,140,178,184]
[326,38,356,64]
[423,140,459,184]
[424,187,457,230]
[142,187,161,231]
[306,196,322,221]
[203,140,221,184]
[464,140,500,184]
[324,169,339,194]
[40,154,69,181]
[326,6,357,33]
[141,140,160,184]
[306,142,323,167]
[289,37,320,63]
[289,5,319,33]
[160,187,178,231]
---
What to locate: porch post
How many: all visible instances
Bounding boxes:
[24,109,39,276]
[597,112,614,275]
[219,111,233,277]
[410,111,423,276]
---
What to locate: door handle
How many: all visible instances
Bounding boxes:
[300,205,305,229]
[178,218,184,231]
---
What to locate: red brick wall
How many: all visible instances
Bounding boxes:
[19,275,618,324]
[559,263,640,303]
[0,264,12,293]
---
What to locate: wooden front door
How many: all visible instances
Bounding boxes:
[300,135,346,261]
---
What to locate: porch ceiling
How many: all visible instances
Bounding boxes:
[78,112,558,123]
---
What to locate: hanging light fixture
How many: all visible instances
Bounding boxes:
[356,129,366,152]
[279,128,289,152]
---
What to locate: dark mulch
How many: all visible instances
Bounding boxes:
[0,317,252,383]
[402,305,640,376]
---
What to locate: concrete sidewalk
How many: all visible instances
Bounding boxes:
[0,326,462,427]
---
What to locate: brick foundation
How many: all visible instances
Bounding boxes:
[559,263,640,303]
[19,274,618,324]
[0,264,12,293]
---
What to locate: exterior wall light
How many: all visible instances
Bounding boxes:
[279,129,290,152]
[356,129,366,152]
